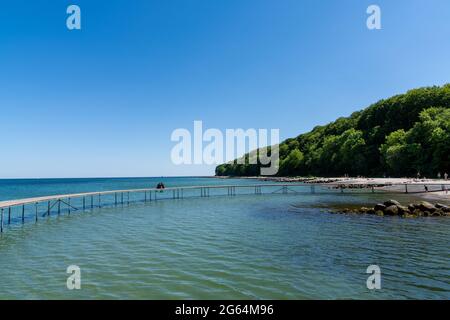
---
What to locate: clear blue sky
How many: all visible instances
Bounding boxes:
[1,0,449,178]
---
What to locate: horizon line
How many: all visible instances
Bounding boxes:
[0,175,217,180]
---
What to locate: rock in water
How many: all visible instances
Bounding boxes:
[384,205,399,216]
[360,207,371,213]
[397,205,410,215]
[384,199,401,207]
[374,203,386,211]
[435,203,450,212]
[432,209,445,217]
[337,200,450,218]
[419,201,435,212]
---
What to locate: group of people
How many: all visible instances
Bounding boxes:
[436,172,449,180]
[416,172,448,180]
[417,172,449,193]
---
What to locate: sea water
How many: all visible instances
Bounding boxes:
[0,177,448,299]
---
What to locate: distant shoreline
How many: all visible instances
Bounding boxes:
[215,176,450,200]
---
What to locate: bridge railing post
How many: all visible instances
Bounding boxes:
[1,208,4,233]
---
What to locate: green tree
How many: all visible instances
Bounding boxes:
[380,129,422,176]
[280,149,304,175]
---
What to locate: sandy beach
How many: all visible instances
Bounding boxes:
[218,176,450,201]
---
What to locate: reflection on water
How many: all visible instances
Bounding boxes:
[0,178,449,299]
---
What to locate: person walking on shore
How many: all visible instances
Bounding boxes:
[445,172,448,180]
[437,172,441,179]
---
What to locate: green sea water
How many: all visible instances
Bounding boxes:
[0,177,449,299]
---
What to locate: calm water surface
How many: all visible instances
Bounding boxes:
[0,177,449,299]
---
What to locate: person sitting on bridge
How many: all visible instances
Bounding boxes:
[156,182,165,192]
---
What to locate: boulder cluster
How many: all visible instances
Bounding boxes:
[258,177,336,183]
[337,200,450,217]
[331,183,388,190]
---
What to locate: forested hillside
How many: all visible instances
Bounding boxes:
[215,85,450,177]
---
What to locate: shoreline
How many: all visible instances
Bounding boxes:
[216,176,450,201]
